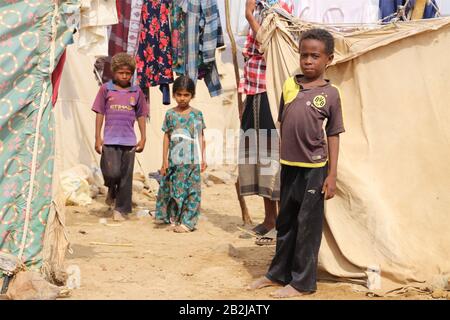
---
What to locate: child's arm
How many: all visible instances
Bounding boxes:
[160,133,170,176]
[201,130,207,172]
[322,135,340,200]
[95,113,104,154]
[135,116,146,153]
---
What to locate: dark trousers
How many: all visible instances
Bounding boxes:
[266,164,327,292]
[100,145,135,214]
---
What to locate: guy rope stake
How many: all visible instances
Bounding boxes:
[224,0,252,225]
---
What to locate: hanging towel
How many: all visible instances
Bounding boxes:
[186,0,223,97]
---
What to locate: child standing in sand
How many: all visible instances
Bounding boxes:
[155,76,207,233]
[249,28,345,298]
[92,53,149,221]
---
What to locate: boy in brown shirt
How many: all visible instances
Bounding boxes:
[248,28,345,298]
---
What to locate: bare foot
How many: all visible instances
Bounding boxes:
[166,224,177,231]
[113,211,126,221]
[247,276,280,290]
[173,225,191,233]
[270,285,313,298]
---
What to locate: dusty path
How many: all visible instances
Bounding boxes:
[64,184,426,300]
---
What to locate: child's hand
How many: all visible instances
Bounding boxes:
[322,175,337,200]
[160,161,169,176]
[95,138,103,155]
[201,161,207,173]
[135,139,146,153]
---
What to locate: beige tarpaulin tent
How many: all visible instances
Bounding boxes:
[258,13,450,292]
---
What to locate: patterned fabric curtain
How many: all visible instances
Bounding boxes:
[0,0,76,272]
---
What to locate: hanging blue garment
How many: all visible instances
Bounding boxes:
[380,0,438,21]
[379,0,405,21]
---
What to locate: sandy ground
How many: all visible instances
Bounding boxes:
[64,183,430,300]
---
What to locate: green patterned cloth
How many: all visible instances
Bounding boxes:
[0,1,76,272]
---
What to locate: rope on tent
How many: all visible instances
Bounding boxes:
[19,2,60,260]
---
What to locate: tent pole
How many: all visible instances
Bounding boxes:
[411,0,428,19]
[224,0,252,225]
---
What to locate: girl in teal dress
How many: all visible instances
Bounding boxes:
[155,76,207,232]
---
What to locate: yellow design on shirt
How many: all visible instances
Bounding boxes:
[282,77,300,105]
[313,95,326,108]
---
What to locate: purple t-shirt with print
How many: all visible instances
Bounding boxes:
[92,81,149,146]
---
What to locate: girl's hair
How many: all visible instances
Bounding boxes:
[111,53,136,73]
[172,76,196,97]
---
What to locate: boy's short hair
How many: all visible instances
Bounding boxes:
[111,53,136,73]
[300,28,335,55]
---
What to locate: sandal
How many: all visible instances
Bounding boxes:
[255,236,276,246]
[255,229,277,246]
[238,224,272,239]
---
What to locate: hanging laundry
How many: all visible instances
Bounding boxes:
[127,0,144,57]
[185,0,224,97]
[136,0,174,105]
[223,0,248,35]
[379,0,438,21]
[78,0,118,57]
[436,0,450,16]
[298,0,380,24]
[171,0,187,74]
[379,0,404,21]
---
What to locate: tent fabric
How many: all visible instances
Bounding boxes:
[0,1,75,272]
[257,13,450,291]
